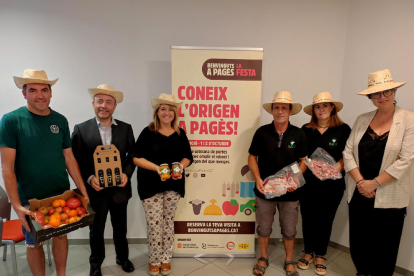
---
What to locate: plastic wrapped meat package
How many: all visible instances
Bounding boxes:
[263,162,306,199]
[305,147,342,181]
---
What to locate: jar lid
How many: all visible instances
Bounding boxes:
[160,163,169,166]
[172,162,180,165]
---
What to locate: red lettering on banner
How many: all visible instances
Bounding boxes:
[190,121,199,134]
[231,105,239,118]
[209,121,217,135]
[177,86,228,101]
[176,85,238,137]
[196,86,205,100]
[199,104,207,117]
[218,87,227,100]
[179,121,186,132]
[178,86,185,100]
[178,107,184,117]
[200,121,208,134]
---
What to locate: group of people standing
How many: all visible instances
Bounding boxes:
[0,68,412,276]
[251,69,414,276]
[0,69,192,276]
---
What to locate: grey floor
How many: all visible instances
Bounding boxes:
[0,243,404,276]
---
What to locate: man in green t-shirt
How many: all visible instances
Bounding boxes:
[0,69,89,276]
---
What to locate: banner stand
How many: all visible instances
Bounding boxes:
[171,46,263,259]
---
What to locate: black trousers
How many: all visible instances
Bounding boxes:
[300,183,344,256]
[349,190,406,276]
[89,196,129,269]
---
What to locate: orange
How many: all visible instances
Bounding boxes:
[68,217,78,223]
[49,216,61,227]
[52,200,61,208]
[51,213,61,221]
[68,210,78,218]
[59,199,66,207]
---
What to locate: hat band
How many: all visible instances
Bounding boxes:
[313,98,332,104]
[274,97,291,102]
[368,79,393,87]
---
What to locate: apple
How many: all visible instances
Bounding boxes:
[48,208,56,216]
[44,216,50,224]
[37,206,48,216]
[55,207,62,213]
[222,199,239,216]
[43,224,52,229]
[67,198,81,209]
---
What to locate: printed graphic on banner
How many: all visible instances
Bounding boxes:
[172,47,263,255]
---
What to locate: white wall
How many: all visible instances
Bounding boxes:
[0,0,350,239]
[332,0,414,271]
[0,0,412,271]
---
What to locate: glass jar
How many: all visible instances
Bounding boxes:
[172,162,182,178]
[160,164,170,180]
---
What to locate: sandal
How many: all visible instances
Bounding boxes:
[314,256,327,276]
[284,261,299,276]
[160,263,171,276]
[149,264,160,276]
[297,251,314,270]
[253,257,269,276]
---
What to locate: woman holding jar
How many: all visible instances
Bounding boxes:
[133,93,193,276]
[297,92,351,275]
[343,69,414,276]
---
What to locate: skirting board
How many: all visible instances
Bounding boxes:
[64,238,413,276]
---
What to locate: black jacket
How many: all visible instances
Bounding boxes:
[71,118,135,203]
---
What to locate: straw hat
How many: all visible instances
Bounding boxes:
[13,69,58,89]
[151,93,183,109]
[262,91,302,115]
[88,84,123,103]
[358,69,406,95]
[303,92,343,115]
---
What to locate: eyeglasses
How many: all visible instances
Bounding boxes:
[369,89,394,99]
[277,133,284,148]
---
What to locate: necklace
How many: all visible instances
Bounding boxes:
[318,125,328,129]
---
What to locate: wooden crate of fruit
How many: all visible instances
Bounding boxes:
[24,189,95,243]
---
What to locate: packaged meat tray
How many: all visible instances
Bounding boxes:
[263,162,306,199]
[305,147,342,181]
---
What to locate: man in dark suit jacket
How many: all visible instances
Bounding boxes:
[71,84,135,276]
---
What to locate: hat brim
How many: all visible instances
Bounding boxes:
[14,77,58,89]
[262,101,302,115]
[151,98,183,109]
[358,82,406,95]
[88,88,123,103]
[303,101,343,115]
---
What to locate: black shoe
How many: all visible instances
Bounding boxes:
[116,257,135,273]
[90,267,102,276]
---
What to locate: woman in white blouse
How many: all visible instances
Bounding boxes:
[343,69,414,276]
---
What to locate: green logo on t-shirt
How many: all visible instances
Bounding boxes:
[329,138,338,146]
[288,140,296,148]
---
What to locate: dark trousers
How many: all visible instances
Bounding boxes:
[300,183,344,256]
[89,196,129,270]
[349,190,406,276]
